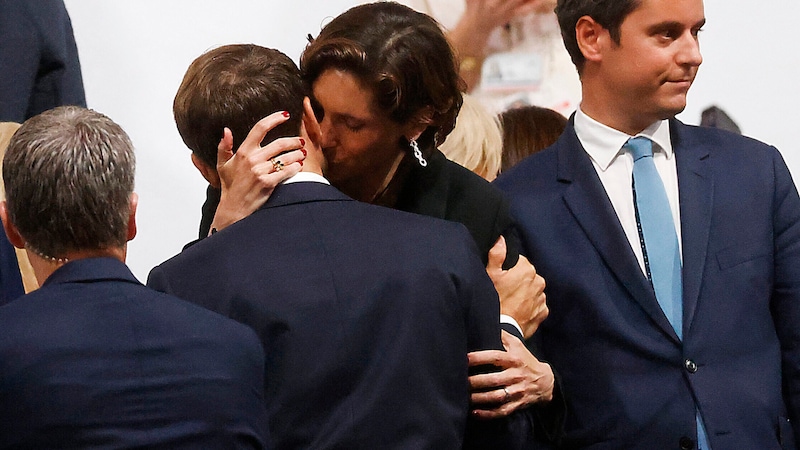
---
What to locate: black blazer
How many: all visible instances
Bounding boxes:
[397,148,519,267]
[0,258,269,449]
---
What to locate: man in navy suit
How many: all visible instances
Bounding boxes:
[495,0,800,448]
[148,44,524,449]
[0,106,269,448]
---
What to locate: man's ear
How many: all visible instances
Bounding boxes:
[0,201,25,249]
[302,97,322,146]
[191,153,221,188]
[403,105,435,142]
[575,15,608,64]
[126,193,138,242]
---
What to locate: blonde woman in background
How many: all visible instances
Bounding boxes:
[440,94,503,181]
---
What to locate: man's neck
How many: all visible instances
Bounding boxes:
[29,247,125,286]
[579,78,666,136]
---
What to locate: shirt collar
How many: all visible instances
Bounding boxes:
[574,108,673,171]
[282,171,330,185]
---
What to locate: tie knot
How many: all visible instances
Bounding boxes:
[625,136,653,161]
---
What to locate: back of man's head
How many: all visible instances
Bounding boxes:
[3,106,135,261]
[173,44,306,169]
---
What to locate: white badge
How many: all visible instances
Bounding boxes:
[480,51,544,92]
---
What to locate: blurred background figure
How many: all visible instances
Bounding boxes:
[401,0,580,116]
[700,105,741,134]
[0,0,86,122]
[498,105,566,173]
[440,94,503,181]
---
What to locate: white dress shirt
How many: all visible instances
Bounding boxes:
[282,171,330,185]
[573,109,683,274]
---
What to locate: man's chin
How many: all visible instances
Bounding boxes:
[660,98,688,119]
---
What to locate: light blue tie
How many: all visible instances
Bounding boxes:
[627,137,711,450]
[627,137,683,338]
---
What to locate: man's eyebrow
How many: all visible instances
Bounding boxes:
[647,18,706,33]
[647,21,681,32]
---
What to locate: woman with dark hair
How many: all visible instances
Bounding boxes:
[300,1,503,262]
[301,4,558,418]
[211,3,560,445]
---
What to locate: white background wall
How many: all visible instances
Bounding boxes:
[63,0,800,281]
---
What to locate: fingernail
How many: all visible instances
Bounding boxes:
[299,138,305,146]
[301,148,307,157]
[282,111,290,118]
[299,160,304,166]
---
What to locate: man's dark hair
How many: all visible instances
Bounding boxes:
[173,44,306,168]
[555,0,641,73]
[4,106,135,259]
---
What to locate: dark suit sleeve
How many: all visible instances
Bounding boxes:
[500,322,524,342]
[449,228,543,449]
[0,1,40,122]
[495,196,521,271]
[146,265,172,295]
[528,333,567,446]
[0,0,86,122]
[495,196,566,444]
[767,147,800,441]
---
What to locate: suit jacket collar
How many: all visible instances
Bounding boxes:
[42,257,140,288]
[557,117,681,343]
[258,181,353,211]
[669,118,713,332]
[180,182,354,252]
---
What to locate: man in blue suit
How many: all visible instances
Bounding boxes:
[148,44,526,449]
[495,0,800,448]
[0,106,269,448]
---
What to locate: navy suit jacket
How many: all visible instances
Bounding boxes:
[0,257,269,449]
[149,181,513,449]
[495,119,800,449]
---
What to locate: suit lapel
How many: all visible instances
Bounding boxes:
[557,125,681,342]
[671,120,713,334]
